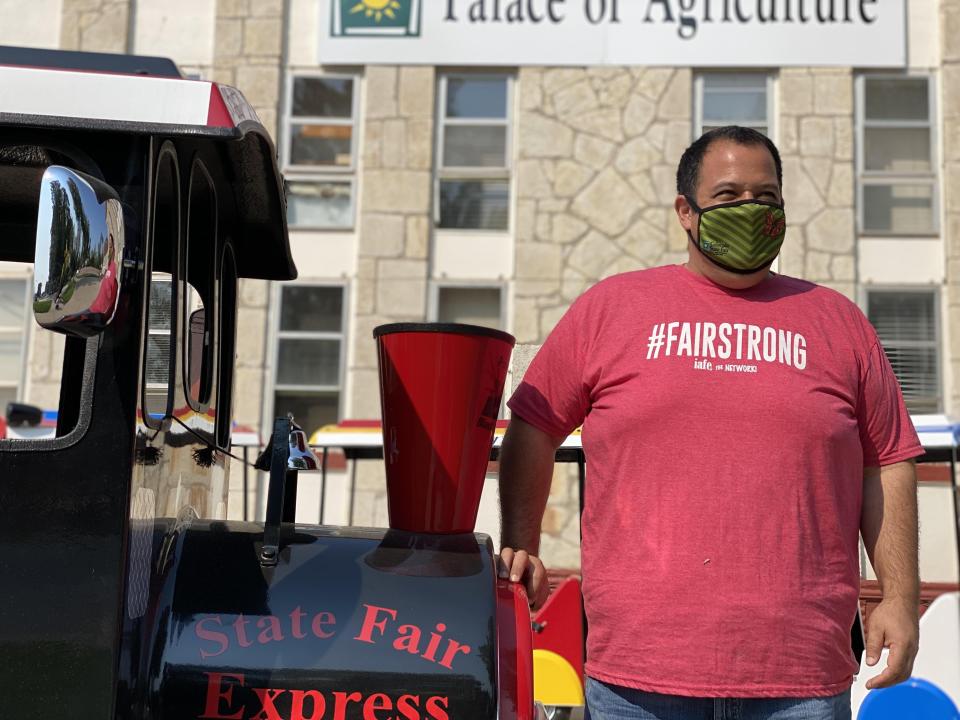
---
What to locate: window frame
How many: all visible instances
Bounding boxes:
[693,71,775,140]
[862,285,942,414]
[0,277,30,405]
[435,70,515,232]
[428,281,507,330]
[267,281,349,432]
[855,72,940,237]
[281,70,360,231]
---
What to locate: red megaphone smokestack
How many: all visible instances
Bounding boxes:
[373,323,515,534]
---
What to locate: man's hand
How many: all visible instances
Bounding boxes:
[497,547,550,610]
[864,598,919,690]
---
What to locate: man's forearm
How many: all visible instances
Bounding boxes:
[498,417,561,553]
[861,460,919,603]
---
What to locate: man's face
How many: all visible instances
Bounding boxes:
[675,139,782,289]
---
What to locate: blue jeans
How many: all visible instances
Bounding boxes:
[585,677,852,720]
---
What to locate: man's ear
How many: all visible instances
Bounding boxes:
[675,194,696,232]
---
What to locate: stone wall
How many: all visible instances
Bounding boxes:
[348,66,435,526]
[942,0,960,413]
[511,66,692,569]
[60,0,130,52]
[776,69,856,299]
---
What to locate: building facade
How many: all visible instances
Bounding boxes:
[0,0,957,580]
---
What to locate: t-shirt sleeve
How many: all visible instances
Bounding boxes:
[857,340,924,467]
[507,290,597,438]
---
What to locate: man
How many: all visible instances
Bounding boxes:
[498,126,921,720]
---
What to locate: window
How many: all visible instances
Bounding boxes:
[432,285,504,329]
[867,289,940,413]
[283,73,357,230]
[437,73,512,231]
[695,73,772,137]
[0,279,28,411]
[273,285,346,437]
[185,162,216,410]
[857,76,938,235]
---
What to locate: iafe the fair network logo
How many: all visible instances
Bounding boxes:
[331,0,422,37]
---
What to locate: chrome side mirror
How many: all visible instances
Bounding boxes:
[33,165,126,338]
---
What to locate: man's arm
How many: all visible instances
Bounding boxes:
[497,415,565,609]
[860,460,920,689]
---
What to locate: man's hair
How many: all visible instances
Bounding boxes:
[675,126,783,199]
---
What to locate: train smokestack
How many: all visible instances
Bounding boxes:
[373,323,515,534]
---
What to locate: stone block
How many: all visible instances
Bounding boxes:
[779,70,813,116]
[516,242,563,280]
[405,117,433,170]
[802,157,832,196]
[382,118,407,168]
[235,307,267,368]
[375,277,426,317]
[650,164,679,205]
[623,94,656,137]
[807,208,854,253]
[601,254,642,278]
[779,116,799,155]
[567,108,624,143]
[519,112,575,158]
[830,254,855,282]
[553,80,599,117]
[233,368,266,426]
[516,200,537,242]
[355,264,376,314]
[518,160,554,200]
[777,226,805,277]
[513,298,541,343]
[826,162,854,207]
[366,66,398,119]
[243,17,282,56]
[570,168,642,236]
[799,117,834,157]
[628,172,658,205]
[536,213,552,242]
[667,216,689,252]
[212,67,236,86]
[80,4,128,52]
[617,219,667,265]
[510,344,542,391]
[215,18,243,57]
[240,278,269,308]
[539,304,568,338]
[405,216,430,259]
[234,64,280,107]
[664,120,692,167]
[781,158,824,224]
[543,68,585,95]
[399,66,434,117]
[363,171,430,213]
[218,0,249,18]
[813,72,852,116]
[351,314,391,369]
[657,68,691,120]
[363,120,383,169]
[645,122,667,151]
[834,117,853,161]
[250,0,283,16]
[562,268,590,301]
[553,214,589,244]
[519,69,544,111]
[348,369,383,422]
[515,280,561,298]
[567,231,623,279]
[944,65,960,120]
[539,199,569,213]
[574,134,615,170]
[637,67,673,101]
[804,250,832,281]
[359,213,404,257]
[553,160,594,197]
[598,73,633,108]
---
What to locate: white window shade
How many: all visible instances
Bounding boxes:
[867,290,940,413]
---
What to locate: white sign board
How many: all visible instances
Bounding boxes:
[319,0,906,67]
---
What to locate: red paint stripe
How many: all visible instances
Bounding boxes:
[206,85,234,128]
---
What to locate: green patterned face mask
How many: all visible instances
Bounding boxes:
[685,197,786,275]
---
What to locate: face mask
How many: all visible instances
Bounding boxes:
[685,197,787,275]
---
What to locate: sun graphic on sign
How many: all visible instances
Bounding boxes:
[350,0,401,21]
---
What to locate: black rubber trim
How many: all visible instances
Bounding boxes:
[373,322,515,345]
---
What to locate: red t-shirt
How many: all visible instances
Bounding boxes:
[508,264,923,698]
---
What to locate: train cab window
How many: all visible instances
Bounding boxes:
[185,162,216,410]
[216,247,237,448]
[143,150,179,425]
